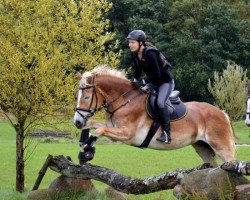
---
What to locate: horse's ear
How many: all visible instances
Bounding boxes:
[76,72,82,80]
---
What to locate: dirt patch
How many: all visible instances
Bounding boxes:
[28,130,73,139]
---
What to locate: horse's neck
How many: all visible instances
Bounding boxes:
[97,76,131,97]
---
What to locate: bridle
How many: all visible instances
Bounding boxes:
[75,78,143,121]
[75,84,100,121]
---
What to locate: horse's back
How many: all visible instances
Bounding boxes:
[184,101,232,134]
[185,101,229,121]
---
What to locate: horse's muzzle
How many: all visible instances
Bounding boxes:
[74,119,87,129]
[73,110,90,129]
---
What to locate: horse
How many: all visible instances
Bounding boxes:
[246,85,250,127]
[73,66,236,167]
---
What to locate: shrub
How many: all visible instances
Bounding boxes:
[208,62,248,120]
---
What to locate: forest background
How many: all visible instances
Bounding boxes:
[107,0,250,102]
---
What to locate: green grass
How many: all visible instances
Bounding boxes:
[233,121,250,144]
[0,120,249,200]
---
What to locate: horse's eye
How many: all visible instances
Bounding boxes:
[84,96,90,100]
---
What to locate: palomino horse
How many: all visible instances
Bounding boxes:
[73,66,236,166]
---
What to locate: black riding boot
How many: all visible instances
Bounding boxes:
[156,107,171,143]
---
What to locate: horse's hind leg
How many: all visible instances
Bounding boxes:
[205,114,236,163]
[207,138,236,163]
[192,141,218,167]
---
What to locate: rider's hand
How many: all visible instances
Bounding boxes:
[131,80,144,89]
[140,84,150,92]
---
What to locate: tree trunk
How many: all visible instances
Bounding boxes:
[49,155,212,194]
[15,121,25,192]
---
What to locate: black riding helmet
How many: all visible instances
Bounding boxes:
[127,30,146,42]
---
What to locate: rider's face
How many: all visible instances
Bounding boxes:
[128,39,140,52]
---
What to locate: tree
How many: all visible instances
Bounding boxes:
[107,0,171,73]
[0,0,119,192]
[165,1,249,102]
[208,62,248,120]
[106,0,249,102]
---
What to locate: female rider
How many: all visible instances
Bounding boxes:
[127,30,174,143]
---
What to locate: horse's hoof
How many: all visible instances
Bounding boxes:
[78,150,95,165]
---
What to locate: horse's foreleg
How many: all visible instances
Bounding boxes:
[95,126,131,141]
[85,119,105,129]
[78,129,96,164]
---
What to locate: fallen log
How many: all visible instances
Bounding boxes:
[48,156,250,199]
[221,160,250,175]
[49,155,212,194]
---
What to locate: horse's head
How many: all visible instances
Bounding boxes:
[73,72,102,129]
[73,66,132,129]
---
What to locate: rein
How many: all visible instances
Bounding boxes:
[105,89,143,115]
[75,80,143,120]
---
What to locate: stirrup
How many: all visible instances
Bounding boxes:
[156,131,171,144]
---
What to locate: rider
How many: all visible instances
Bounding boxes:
[127,30,174,143]
[246,85,250,127]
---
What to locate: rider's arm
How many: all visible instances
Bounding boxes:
[144,50,161,83]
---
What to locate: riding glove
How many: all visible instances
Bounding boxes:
[131,80,145,89]
[140,84,150,92]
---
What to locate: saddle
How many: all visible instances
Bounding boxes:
[139,90,187,148]
[146,90,187,121]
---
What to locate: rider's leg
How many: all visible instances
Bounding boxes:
[156,107,171,143]
[156,82,174,143]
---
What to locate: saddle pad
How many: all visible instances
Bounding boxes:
[146,94,187,121]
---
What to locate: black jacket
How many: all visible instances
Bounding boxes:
[132,47,174,86]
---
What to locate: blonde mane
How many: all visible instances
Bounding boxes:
[80,65,127,86]
[84,65,127,79]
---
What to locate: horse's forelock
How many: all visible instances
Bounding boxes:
[79,73,90,87]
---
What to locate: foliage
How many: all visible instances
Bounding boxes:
[0,0,120,125]
[107,0,172,72]
[165,1,250,102]
[108,0,250,102]
[0,0,119,192]
[208,62,248,120]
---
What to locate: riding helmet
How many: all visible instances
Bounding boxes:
[127,30,146,42]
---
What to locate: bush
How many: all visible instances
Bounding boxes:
[208,62,248,120]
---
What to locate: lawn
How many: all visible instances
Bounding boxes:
[233,120,250,144]
[0,120,249,199]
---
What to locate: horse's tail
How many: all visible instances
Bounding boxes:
[222,111,240,141]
